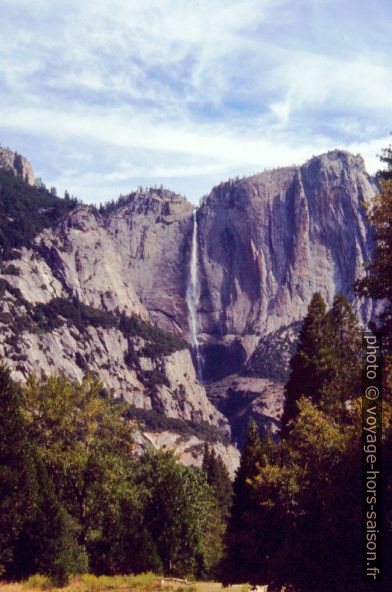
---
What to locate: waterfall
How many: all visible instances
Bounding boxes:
[187,210,203,380]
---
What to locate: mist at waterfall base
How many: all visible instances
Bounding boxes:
[186,211,247,384]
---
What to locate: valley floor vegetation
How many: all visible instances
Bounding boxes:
[0,369,233,586]
[1,145,392,591]
[0,573,251,592]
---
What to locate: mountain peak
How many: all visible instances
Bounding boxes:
[0,146,36,186]
[100,185,193,221]
[304,149,367,173]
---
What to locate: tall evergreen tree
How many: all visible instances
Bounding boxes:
[202,445,233,521]
[220,421,276,584]
[10,458,83,586]
[281,292,331,435]
[251,398,366,592]
[319,295,361,418]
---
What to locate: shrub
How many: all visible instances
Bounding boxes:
[24,574,52,589]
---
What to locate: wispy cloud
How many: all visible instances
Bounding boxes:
[0,0,391,203]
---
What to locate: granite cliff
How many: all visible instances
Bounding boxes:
[0,146,36,186]
[0,148,378,468]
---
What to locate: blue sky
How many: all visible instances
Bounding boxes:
[1,0,391,204]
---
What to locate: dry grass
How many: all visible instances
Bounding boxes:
[0,575,251,592]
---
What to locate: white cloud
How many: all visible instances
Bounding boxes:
[0,0,391,203]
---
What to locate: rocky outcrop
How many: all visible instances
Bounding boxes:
[206,375,285,447]
[0,147,36,185]
[0,299,228,434]
[134,429,240,479]
[196,151,377,347]
[244,322,302,383]
[2,151,377,349]
[104,189,194,334]
[7,189,194,336]
[0,148,379,459]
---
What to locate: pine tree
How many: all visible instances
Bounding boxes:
[202,445,233,521]
[10,457,84,585]
[320,295,361,418]
[250,398,366,592]
[281,292,331,435]
[220,421,276,584]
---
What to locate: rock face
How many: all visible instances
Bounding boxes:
[206,376,285,447]
[244,322,302,383]
[134,430,241,479]
[196,150,376,345]
[0,319,227,432]
[0,147,36,185]
[0,148,379,466]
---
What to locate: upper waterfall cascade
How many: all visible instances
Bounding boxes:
[186,210,203,379]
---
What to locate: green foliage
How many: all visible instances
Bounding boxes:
[138,450,225,578]
[221,238,392,592]
[21,374,135,548]
[0,365,87,585]
[225,398,387,590]
[319,295,361,418]
[202,445,233,521]
[281,293,361,434]
[0,292,186,362]
[248,398,369,591]
[356,142,392,353]
[1,369,226,582]
[119,313,187,357]
[0,278,28,305]
[137,368,170,389]
[24,574,52,589]
[0,170,78,261]
[12,458,84,586]
[281,292,331,434]
[219,421,276,585]
[80,572,158,589]
[0,364,39,576]
[0,263,21,275]
[32,297,117,333]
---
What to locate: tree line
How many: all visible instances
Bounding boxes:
[0,372,233,585]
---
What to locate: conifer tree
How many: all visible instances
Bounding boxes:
[281,292,331,435]
[202,445,233,521]
[320,295,361,417]
[220,421,276,584]
[138,450,224,578]
[10,458,83,585]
